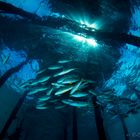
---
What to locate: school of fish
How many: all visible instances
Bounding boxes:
[20,59,140,119]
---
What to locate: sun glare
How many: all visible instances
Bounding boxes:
[74,35,97,47]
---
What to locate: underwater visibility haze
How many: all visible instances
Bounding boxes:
[0,0,140,140]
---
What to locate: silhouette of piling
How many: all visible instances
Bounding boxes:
[0,60,27,87]
[72,107,78,140]
[92,96,107,140]
[0,60,28,139]
[0,91,28,139]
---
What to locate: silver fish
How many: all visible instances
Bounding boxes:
[27,89,39,95]
[49,99,58,103]
[38,95,51,102]
[26,77,50,87]
[30,81,39,86]
[101,89,114,95]
[48,65,63,70]
[88,90,109,97]
[36,102,46,106]
[2,53,10,64]
[70,80,83,95]
[37,69,47,75]
[36,106,48,110]
[55,86,73,95]
[20,82,30,88]
[62,99,88,107]
[58,59,72,64]
[111,115,119,120]
[78,82,88,90]
[26,96,34,100]
[57,75,78,83]
[37,76,51,83]
[20,79,33,88]
[60,78,79,84]
[46,88,53,96]
[51,83,64,88]
[88,90,97,96]
[28,87,48,95]
[54,68,76,77]
[84,79,96,84]
[70,92,88,98]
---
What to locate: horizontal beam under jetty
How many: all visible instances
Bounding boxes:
[0,1,140,47]
[0,60,28,88]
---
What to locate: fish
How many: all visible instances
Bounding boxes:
[54,68,76,77]
[24,76,50,87]
[101,89,114,95]
[103,91,114,95]
[88,90,97,96]
[88,90,113,97]
[46,88,53,96]
[106,104,114,110]
[57,74,78,83]
[20,80,32,88]
[2,53,10,64]
[129,103,138,107]
[70,92,88,98]
[126,106,138,114]
[100,95,110,99]
[36,102,46,106]
[36,69,47,75]
[84,80,96,84]
[28,87,48,95]
[28,89,41,96]
[62,99,88,107]
[20,79,36,87]
[96,101,102,106]
[78,82,88,90]
[135,86,140,92]
[70,80,83,95]
[26,96,34,100]
[54,86,73,95]
[37,76,51,83]
[60,78,79,84]
[111,115,119,120]
[23,76,50,88]
[130,94,137,101]
[20,80,39,88]
[48,65,63,70]
[58,59,72,64]
[30,81,39,86]
[36,106,48,110]
[49,99,58,103]
[103,98,114,103]
[51,83,64,88]
[57,77,67,83]
[20,83,28,88]
[38,95,51,102]
[55,105,66,109]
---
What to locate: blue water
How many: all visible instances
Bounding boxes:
[0,0,140,140]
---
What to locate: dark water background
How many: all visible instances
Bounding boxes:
[0,0,140,140]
